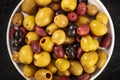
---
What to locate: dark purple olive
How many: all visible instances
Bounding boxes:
[19,26,27,36]
[77,73,91,80]
[77,47,83,59]
[69,24,77,29]
[10,27,15,39]
[12,42,24,51]
[60,76,70,80]
[66,29,76,37]
[31,40,41,53]
[13,29,24,40]
[65,45,76,59]
[72,42,80,50]
[54,45,65,58]
[35,26,47,37]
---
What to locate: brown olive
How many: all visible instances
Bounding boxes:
[49,2,60,11]
[12,13,24,27]
[12,52,20,63]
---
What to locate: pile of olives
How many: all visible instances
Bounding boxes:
[10,0,112,80]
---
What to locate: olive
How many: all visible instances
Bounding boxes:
[77,47,83,59]
[53,45,65,58]
[10,27,15,39]
[12,52,20,63]
[19,26,28,36]
[72,42,80,50]
[49,2,60,11]
[55,58,70,72]
[31,40,41,53]
[12,43,23,51]
[13,30,24,41]
[65,45,76,59]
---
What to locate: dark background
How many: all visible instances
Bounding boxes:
[0,0,120,80]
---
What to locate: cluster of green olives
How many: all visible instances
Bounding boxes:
[10,0,112,80]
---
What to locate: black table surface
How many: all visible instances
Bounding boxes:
[0,0,120,80]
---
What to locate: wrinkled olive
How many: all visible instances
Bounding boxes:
[65,45,77,59]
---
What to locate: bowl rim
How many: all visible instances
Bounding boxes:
[6,0,115,80]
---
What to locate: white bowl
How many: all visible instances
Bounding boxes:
[6,0,115,80]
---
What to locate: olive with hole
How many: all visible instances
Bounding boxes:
[23,15,35,31]
[23,64,36,78]
[25,32,39,44]
[40,36,54,52]
[12,13,24,27]
[18,45,33,64]
[21,0,37,14]
[87,4,98,16]
[52,30,66,45]
[69,60,83,76]
[34,51,51,67]
[34,69,53,80]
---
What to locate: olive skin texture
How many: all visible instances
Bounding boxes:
[52,30,66,45]
[61,0,77,12]
[23,15,35,31]
[96,49,107,68]
[21,0,37,14]
[69,60,83,76]
[23,64,36,78]
[40,36,54,52]
[90,20,108,36]
[25,32,39,45]
[54,14,68,28]
[80,51,98,68]
[12,13,24,27]
[55,58,70,72]
[18,45,33,64]
[34,51,51,67]
[35,7,54,27]
[34,69,53,80]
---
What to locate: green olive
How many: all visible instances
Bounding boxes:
[80,51,98,68]
[46,60,57,74]
[52,30,66,45]
[57,70,70,76]
[83,65,96,73]
[54,14,68,28]
[18,45,33,64]
[34,51,51,67]
[90,20,108,36]
[46,23,58,35]
[55,58,70,72]
[69,60,83,76]
[75,16,90,27]
[87,4,98,16]
[40,36,54,52]
[23,64,36,78]
[96,12,108,25]
[34,69,53,80]
[23,15,35,31]
[96,49,107,68]
[80,35,99,52]
[25,32,39,44]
